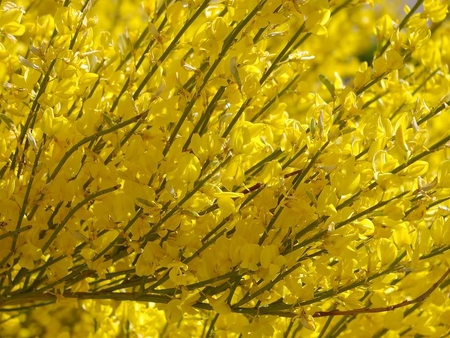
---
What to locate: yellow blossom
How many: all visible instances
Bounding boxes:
[2,0,450,336]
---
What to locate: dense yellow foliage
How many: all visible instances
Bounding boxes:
[1,0,450,336]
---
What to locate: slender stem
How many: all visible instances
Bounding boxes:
[47,111,147,183]
[41,185,121,253]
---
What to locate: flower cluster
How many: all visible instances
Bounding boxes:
[1,0,450,337]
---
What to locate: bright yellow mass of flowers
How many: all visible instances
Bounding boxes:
[1,0,450,336]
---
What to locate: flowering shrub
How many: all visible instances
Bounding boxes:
[1,0,450,336]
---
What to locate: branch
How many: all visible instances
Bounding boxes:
[1,267,448,317]
[313,267,450,318]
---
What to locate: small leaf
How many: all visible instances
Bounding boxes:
[230,57,242,88]
[181,60,198,72]
[136,198,155,207]
[26,129,38,152]
[19,55,41,71]
[181,209,200,218]
[310,117,316,136]
[0,113,14,129]
[102,113,114,127]
[318,74,335,96]
[148,22,162,43]
[301,310,316,331]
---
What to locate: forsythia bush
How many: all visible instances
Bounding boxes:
[1,0,450,336]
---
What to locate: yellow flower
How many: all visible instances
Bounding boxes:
[3,0,450,336]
